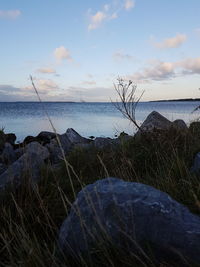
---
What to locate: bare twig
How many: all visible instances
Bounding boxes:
[113,78,144,131]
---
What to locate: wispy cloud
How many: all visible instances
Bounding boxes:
[82,80,96,85]
[124,0,135,11]
[128,61,175,83]
[194,28,200,37]
[35,79,60,92]
[24,79,60,94]
[113,51,134,61]
[88,0,135,31]
[54,46,72,62]
[37,68,56,74]
[0,85,22,93]
[88,11,107,30]
[0,10,21,19]
[153,33,187,49]
[178,57,200,74]
[127,56,200,83]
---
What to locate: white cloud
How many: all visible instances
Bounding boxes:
[88,0,135,31]
[0,10,21,19]
[104,4,110,12]
[25,79,60,94]
[128,61,175,83]
[54,46,72,62]
[124,0,135,11]
[194,28,200,37]
[110,12,118,19]
[88,11,107,30]
[82,80,96,85]
[113,51,134,61]
[127,56,200,83]
[154,33,187,49]
[178,57,200,74]
[37,68,56,74]
[37,79,59,91]
[68,86,114,101]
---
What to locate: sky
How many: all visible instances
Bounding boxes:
[0,0,200,102]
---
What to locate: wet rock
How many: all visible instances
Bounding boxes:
[59,177,200,265]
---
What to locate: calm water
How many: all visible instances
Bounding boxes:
[0,101,200,142]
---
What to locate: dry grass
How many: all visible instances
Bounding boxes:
[0,125,200,266]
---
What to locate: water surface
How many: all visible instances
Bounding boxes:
[0,101,199,142]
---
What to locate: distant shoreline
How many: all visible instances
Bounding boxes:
[150,98,200,102]
[1,98,200,103]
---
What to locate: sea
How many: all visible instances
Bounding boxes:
[0,101,200,142]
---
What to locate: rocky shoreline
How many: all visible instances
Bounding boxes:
[0,110,193,190]
[1,110,200,265]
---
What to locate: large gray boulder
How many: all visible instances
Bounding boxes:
[93,137,116,149]
[59,177,200,265]
[25,142,50,161]
[172,119,188,131]
[65,128,90,144]
[0,163,6,175]
[0,142,17,164]
[5,133,16,145]
[0,143,50,190]
[139,111,172,132]
[46,133,72,163]
[37,131,57,145]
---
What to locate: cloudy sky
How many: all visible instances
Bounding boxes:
[0,0,200,101]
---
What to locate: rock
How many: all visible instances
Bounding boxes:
[93,137,115,149]
[0,141,50,190]
[139,111,172,133]
[46,133,72,163]
[0,152,45,190]
[189,121,200,136]
[23,135,38,145]
[173,120,188,131]
[5,133,16,145]
[25,142,50,161]
[37,131,57,145]
[0,148,48,191]
[190,152,200,174]
[14,148,24,159]
[0,142,17,164]
[0,163,6,175]
[0,130,5,151]
[65,128,90,144]
[59,177,200,265]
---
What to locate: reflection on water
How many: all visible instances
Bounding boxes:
[0,101,199,141]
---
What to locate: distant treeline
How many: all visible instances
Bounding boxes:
[150,98,200,102]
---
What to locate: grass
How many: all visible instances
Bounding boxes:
[0,121,200,266]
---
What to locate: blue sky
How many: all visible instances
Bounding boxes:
[0,0,200,101]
